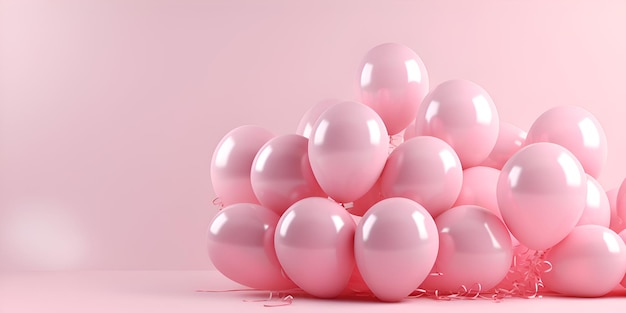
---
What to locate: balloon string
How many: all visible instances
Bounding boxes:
[196,289,297,307]
[212,197,224,209]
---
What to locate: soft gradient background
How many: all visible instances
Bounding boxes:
[2,0,626,272]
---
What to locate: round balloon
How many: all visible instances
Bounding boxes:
[497,143,587,251]
[358,43,429,135]
[481,122,526,170]
[296,99,339,139]
[355,198,439,302]
[251,134,325,215]
[210,125,274,206]
[608,188,625,233]
[420,205,513,293]
[308,101,389,203]
[525,105,607,178]
[543,225,626,297]
[380,136,463,217]
[577,175,610,227]
[454,166,502,219]
[274,197,356,298]
[207,203,295,290]
[415,79,499,168]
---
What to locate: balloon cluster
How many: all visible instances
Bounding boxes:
[207,43,626,302]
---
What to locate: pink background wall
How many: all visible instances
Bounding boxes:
[2,0,626,271]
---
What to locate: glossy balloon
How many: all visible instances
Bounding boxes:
[251,134,325,215]
[308,101,389,203]
[358,43,429,135]
[481,122,526,170]
[577,175,610,227]
[454,166,502,219]
[210,125,274,206]
[274,197,356,298]
[296,99,339,139]
[497,143,587,251]
[403,120,417,141]
[355,198,439,302]
[608,188,625,233]
[420,205,513,293]
[415,79,499,168]
[525,105,607,178]
[381,136,463,217]
[207,203,295,290]
[543,225,626,297]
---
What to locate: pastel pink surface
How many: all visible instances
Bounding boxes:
[308,101,389,203]
[420,205,512,293]
[481,123,527,170]
[381,136,463,217]
[415,79,499,168]
[274,197,356,298]
[358,43,430,135]
[577,175,610,227]
[497,143,587,251]
[206,203,294,290]
[251,134,325,215]
[210,125,274,206]
[354,198,439,302]
[543,225,626,297]
[525,106,607,178]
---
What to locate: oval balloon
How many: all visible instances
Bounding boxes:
[358,43,429,135]
[207,203,295,290]
[577,175,610,227]
[296,99,340,139]
[497,143,587,251]
[251,134,325,215]
[274,197,356,298]
[355,198,439,302]
[420,205,513,293]
[308,101,389,203]
[415,79,499,168]
[454,166,502,219]
[210,125,274,206]
[481,122,526,170]
[525,105,607,178]
[380,136,463,217]
[543,225,626,297]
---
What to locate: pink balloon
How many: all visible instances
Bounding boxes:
[617,179,626,230]
[525,105,607,178]
[481,122,526,170]
[577,175,610,227]
[358,43,429,135]
[207,203,295,290]
[420,205,513,293]
[543,225,626,297]
[274,197,356,298]
[210,125,274,206]
[380,136,463,217]
[415,79,500,168]
[608,188,625,233]
[348,178,384,217]
[403,120,417,142]
[251,134,325,215]
[308,101,389,203]
[454,166,502,219]
[295,99,340,139]
[619,230,626,288]
[355,198,439,302]
[497,143,587,251]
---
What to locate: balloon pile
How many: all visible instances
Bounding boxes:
[207,43,626,303]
